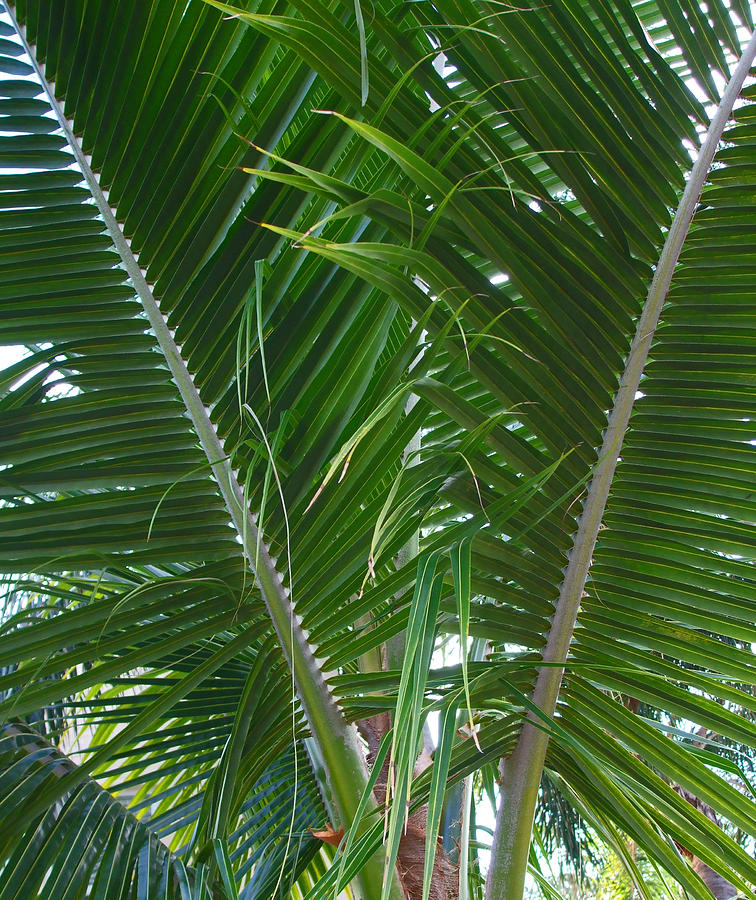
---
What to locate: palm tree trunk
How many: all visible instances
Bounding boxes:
[360,713,458,900]
[676,785,738,900]
[691,859,737,900]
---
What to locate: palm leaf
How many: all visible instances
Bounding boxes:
[0,721,195,900]
[1,1,755,898]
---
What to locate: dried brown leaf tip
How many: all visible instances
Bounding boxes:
[308,824,345,847]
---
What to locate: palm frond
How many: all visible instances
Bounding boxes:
[0,1,755,898]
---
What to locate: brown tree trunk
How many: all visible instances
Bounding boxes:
[674,786,737,900]
[359,713,458,900]
[690,857,737,900]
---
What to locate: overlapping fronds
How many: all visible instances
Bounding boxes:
[0,0,755,897]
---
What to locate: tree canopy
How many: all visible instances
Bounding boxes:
[0,1,755,898]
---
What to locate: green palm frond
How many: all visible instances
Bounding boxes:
[0,721,196,900]
[0,1,755,898]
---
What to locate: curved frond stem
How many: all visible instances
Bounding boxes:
[6,10,401,899]
[485,27,756,900]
